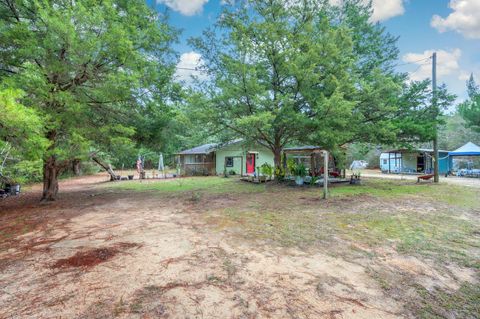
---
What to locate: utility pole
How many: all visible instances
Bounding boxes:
[323,151,328,199]
[432,52,439,183]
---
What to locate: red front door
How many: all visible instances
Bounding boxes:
[246,153,255,174]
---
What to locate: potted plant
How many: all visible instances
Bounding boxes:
[4,177,21,196]
[260,163,273,181]
[293,163,307,185]
[350,171,361,185]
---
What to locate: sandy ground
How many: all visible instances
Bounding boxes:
[360,169,480,188]
[0,174,478,319]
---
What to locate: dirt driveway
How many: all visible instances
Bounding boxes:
[0,174,478,318]
[360,169,480,188]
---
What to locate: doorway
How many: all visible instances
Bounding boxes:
[417,155,425,172]
[246,153,256,174]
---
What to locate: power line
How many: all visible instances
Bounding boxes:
[408,62,431,77]
[176,67,204,71]
[177,56,434,71]
[394,56,432,68]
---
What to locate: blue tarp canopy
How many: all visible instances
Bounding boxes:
[449,142,480,156]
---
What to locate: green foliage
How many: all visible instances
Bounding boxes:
[394,81,456,143]
[438,113,480,150]
[0,86,48,183]
[292,163,307,177]
[0,87,48,159]
[0,0,178,195]
[459,74,480,132]
[286,159,296,175]
[260,162,273,178]
[191,0,453,165]
[274,166,285,181]
[3,160,43,184]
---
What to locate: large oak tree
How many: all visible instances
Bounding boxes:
[0,0,177,200]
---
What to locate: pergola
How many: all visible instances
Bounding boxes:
[283,146,343,177]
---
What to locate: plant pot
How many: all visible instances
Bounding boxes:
[295,176,304,185]
[5,184,20,195]
[350,178,361,185]
[128,175,134,180]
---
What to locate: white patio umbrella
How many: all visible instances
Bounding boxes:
[158,153,165,177]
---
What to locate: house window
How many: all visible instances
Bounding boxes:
[194,154,204,163]
[225,157,234,167]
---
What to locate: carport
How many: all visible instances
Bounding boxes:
[448,142,480,177]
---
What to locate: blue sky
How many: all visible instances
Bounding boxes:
[147,0,480,103]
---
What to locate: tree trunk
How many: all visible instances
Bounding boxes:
[42,155,59,201]
[273,147,282,170]
[72,159,81,176]
[91,154,117,181]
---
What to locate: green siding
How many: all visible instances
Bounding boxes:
[215,142,274,175]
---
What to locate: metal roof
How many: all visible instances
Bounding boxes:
[176,143,217,155]
[176,139,244,155]
[284,145,322,151]
[449,142,480,156]
[383,148,449,154]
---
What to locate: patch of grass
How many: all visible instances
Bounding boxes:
[104,177,264,195]
[209,207,327,247]
[412,283,480,319]
[330,178,480,209]
[322,211,479,268]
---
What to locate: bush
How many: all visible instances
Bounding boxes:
[2,159,43,184]
[275,166,285,181]
[292,163,307,177]
[287,158,296,175]
[260,162,273,178]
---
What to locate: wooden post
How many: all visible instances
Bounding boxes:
[432,52,439,183]
[323,150,328,199]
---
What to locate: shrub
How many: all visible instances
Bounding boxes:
[260,162,273,178]
[293,163,307,177]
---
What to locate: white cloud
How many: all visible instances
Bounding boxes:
[402,49,462,82]
[431,0,480,39]
[329,0,405,22]
[156,0,208,16]
[175,51,208,83]
[369,0,405,22]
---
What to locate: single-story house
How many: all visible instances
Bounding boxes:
[176,139,274,176]
[379,148,449,174]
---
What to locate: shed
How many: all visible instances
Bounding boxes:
[380,148,450,174]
